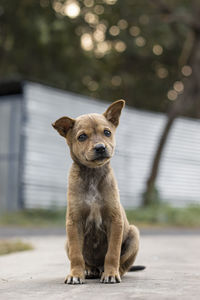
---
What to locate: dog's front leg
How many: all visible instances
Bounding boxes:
[65,220,85,284]
[101,214,123,284]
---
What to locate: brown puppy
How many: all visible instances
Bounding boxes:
[52,100,139,284]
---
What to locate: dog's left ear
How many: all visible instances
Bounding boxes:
[52,116,75,137]
[103,99,125,127]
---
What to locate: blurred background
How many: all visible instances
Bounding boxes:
[0,0,200,233]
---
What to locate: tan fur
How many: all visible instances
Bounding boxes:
[52,100,139,284]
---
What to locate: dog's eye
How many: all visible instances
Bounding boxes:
[104,129,111,137]
[78,133,88,142]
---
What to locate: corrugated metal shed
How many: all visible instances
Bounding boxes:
[0,80,200,212]
[0,87,23,212]
[21,82,200,208]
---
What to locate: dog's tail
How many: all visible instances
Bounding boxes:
[129,265,146,272]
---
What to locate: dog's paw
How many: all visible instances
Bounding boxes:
[100,272,121,284]
[64,275,84,284]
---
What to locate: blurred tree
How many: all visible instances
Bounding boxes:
[143,0,200,205]
[0,0,191,114]
[1,0,199,206]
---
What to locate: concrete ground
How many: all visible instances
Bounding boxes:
[0,232,200,300]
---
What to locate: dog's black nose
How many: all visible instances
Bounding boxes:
[94,144,106,154]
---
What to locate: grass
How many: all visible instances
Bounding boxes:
[0,240,33,255]
[1,204,200,228]
[0,209,66,227]
[126,204,200,228]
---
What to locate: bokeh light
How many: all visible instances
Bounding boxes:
[53,1,62,13]
[103,0,118,5]
[135,36,146,47]
[96,23,107,32]
[156,67,168,79]
[97,41,111,53]
[81,33,94,51]
[88,80,99,91]
[173,81,184,93]
[84,0,94,8]
[167,90,178,101]
[93,29,105,42]
[118,19,128,30]
[85,12,99,24]
[153,45,163,55]
[129,26,140,37]
[109,26,120,36]
[94,5,104,15]
[63,0,80,18]
[181,65,192,76]
[114,41,127,52]
[84,12,99,24]
[82,75,92,85]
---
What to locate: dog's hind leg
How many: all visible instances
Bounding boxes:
[119,225,139,277]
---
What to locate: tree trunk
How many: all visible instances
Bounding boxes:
[142,111,177,206]
[142,30,200,206]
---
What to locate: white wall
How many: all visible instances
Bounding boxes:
[22,82,200,208]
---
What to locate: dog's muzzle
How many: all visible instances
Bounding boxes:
[93,144,109,161]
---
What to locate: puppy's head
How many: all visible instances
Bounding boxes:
[52,100,125,168]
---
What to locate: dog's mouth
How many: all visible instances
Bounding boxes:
[85,154,110,163]
[91,152,110,162]
[92,156,109,162]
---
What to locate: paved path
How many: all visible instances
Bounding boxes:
[1,226,200,237]
[0,233,200,299]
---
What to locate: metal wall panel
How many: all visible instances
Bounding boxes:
[22,82,200,208]
[0,96,22,212]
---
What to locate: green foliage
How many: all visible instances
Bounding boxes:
[142,185,161,206]
[0,209,66,227]
[0,240,33,255]
[0,0,191,112]
[1,205,200,228]
[126,204,200,227]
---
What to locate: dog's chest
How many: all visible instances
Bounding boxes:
[86,178,102,204]
[83,177,103,230]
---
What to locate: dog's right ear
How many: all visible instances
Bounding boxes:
[103,99,125,127]
[52,117,75,137]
